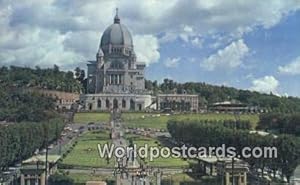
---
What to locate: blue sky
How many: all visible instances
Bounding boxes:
[0,0,300,96]
[147,10,300,96]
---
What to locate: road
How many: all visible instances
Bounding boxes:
[111,110,153,185]
[58,111,177,184]
[0,121,88,184]
[48,123,86,155]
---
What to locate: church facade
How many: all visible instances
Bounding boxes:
[86,11,145,94]
[80,11,198,112]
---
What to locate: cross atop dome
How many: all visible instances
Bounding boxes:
[114,8,120,24]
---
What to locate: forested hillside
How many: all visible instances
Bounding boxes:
[146,79,300,113]
[0,65,82,122]
[0,65,81,93]
[0,65,75,169]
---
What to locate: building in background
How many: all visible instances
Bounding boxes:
[217,158,249,185]
[157,94,198,112]
[20,155,60,185]
[209,100,266,113]
[80,10,198,112]
[26,88,79,110]
[86,9,145,94]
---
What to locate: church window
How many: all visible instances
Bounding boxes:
[89,103,93,110]
[122,99,126,108]
[114,74,118,84]
[113,99,118,109]
[97,99,101,108]
[130,99,135,110]
[111,61,123,69]
[106,99,110,108]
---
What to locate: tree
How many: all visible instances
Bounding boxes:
[0,118,65,169]
[144,79,300,112]
[48,173,74,185]
[167,119,300,182]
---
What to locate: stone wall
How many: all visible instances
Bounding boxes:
[26,88,80,109]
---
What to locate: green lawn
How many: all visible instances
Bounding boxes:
[122,113,259,130]
[61,131,115,168]
[162,174,220,185]
[126,134,189,168]
[74,112,110,123]
[163,173,194,185]
[67,173,114,185]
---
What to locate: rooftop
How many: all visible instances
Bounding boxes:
[22,155,61,164]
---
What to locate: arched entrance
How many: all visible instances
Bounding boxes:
[97,99,102,108]
[122,99,126,108]
[106,99,110,109]
[130,99,135,111]
[113,99,118,109]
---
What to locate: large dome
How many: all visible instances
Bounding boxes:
[100,24,133,47]
[100,12,133,49]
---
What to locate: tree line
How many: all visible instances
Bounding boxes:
[169,119,252,130]
[0,118,65,170]
[257,112,300,136]
[0,65,71,170]
[167,120,300,183]
[0,89,57,122]
[0,65,82,93]
[145,78,300,113]
[0,65,83,122]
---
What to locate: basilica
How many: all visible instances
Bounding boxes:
[80,11,198,112]
[86,11,145,94]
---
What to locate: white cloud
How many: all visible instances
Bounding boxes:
[159,0,300,43]
[133,35,160,66]
[0,0,299,70]
[0,27,85,70]
[250,75,279,94]
[278,56,300,75]
[191,37,203,48]
[63,31,100,59]
[180,25,194,42]
[164,57,181,68]
[164,25,203,48]
[200,39,249,71]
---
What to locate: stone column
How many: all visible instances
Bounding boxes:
[116,173,121,185]
[239,175,242,185]
[40,172,45,185]
[109,75,112,84]
[20,174,25,185]
[225,172,230,185]
[156,172,162,185]
[117,75,119,85]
